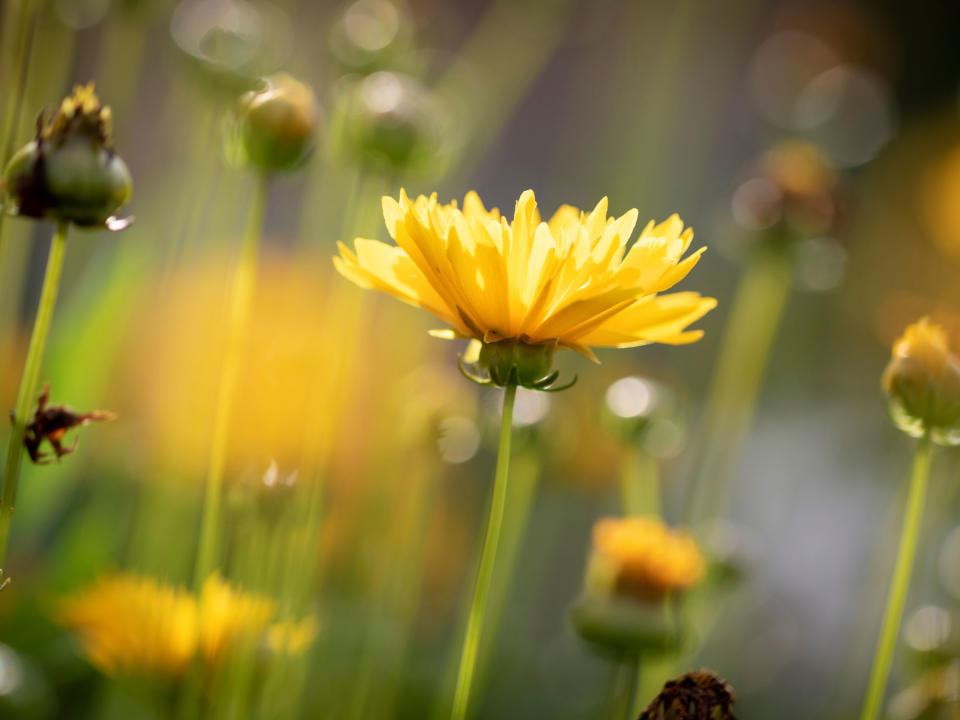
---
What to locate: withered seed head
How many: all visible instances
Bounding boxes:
[17,384,116,464]
[638,670,739,720]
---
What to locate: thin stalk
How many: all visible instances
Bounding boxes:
[859,432,934,720]
[0,0,39,266]
[606,653,639,720]
[620,444,660,516]
[450,383,517,720]
[685,247,792,524]
[0,222,68,580]
[193,175,269,590]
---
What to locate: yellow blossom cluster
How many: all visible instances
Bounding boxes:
[58,573,316,677]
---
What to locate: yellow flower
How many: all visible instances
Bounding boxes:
[882,317,960,445]
[265,616,319,654]
[334,190,715,387]
[58,572,311,677]
[196,573,275,665]
[58,575,198,677]
[586,516,705,600]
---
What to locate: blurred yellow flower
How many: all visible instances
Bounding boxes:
[58,574,199,677]
[58,572,313,677]
[196,573,275,665]
[882,317,960,444]
[334,190,715,363]
[587,516,705,600]
[265,616,319,654]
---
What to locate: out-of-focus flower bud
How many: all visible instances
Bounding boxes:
[3,84,132,229]
[604,376,686,458]
[331,71,451,175]
[170,0,293,94]
[586,516,705,601]
[882,318,960,445]
[571,516,704,654]
[731,140,842,241]
[227,73,319,172]
[638,669,740,720]
[889,661,960,720]
[328,0,412,74]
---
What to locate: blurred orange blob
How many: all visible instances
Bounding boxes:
[921,143,960,261]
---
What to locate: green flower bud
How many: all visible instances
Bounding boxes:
[331,71,451,174]
[882,318,960,446]
[227,73,319,173]
[638,670,740,720]
[478,339,556,389]
[328,0,412,74]
[170,0,293,94]
[3,84,133,228]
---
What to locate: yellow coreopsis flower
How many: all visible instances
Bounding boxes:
[334,189,716,389]
[587,515,705,600]
[58,573,312,677]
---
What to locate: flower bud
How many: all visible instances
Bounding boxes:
[227,73,320,173]
[331,71,451,174]
[328,0,411,74]
[882,318,960,445]
[587,516,705,601]
[478,339,557,389]
[170,0,293,94]
[638,670,740,720]
[571,516,704,654]
[731,139,841,241]
[3,84,132,228]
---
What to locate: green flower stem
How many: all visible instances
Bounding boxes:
[193,175,269,590]
[685,247,792,524]
[859,431,934,720]
[606,653,639,720]
[620,444,660,516]
[451,382,517,720]
[0,0,39,277]
[0,222,68,582]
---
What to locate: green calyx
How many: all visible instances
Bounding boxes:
[2,85,132,229]
[457,338,577,391]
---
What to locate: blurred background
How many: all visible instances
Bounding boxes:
[1,0,960,718]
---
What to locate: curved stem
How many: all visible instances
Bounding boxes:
[193,175,269,590]
[859,431,933,720]
[451,383,517,720]
[0,221,68,580]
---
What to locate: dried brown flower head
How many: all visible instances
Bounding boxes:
[639,670,739,720]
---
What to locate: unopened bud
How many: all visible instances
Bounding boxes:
[882,318,960,445]
[228,73,319,173]
[3,84,132,228]
[332,71,450,174]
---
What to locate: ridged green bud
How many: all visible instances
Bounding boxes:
[3,84,132,228]
[882,318,960,446]
[228,73,319,172]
